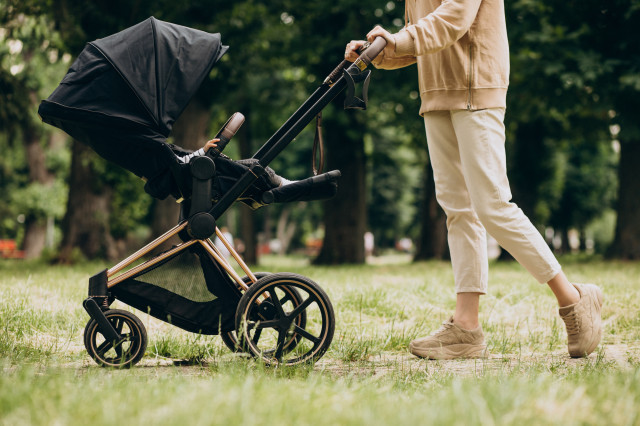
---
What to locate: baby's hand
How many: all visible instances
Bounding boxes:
[204,138,220,152]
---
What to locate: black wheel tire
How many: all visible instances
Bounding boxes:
[235,272,334,366]
[220,272,271,352]
[83,309,147,368]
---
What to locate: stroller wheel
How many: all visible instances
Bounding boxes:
[221,273,307,356]
[235,273,334,366]
[221,272,271,353]
[83,309,147,368]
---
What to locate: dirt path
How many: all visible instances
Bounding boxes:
[314,343,640,378]
[61,343,637,378]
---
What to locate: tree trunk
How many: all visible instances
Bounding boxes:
[314,113,366,265]
[414,160,449,261]
[559,227,570,255]
[22,219,47,259]
[149,99,210,252]
[57,141,118,263]
[22,119,55,259]
[579,227,587,252]
[609,139,640,259]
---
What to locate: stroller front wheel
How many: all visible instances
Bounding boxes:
[235,273,334,366]
[84,309,147,368]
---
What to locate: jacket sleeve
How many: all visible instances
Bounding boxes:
[393,0,482,57]
[372,52,417,70]
[371,30,417,70]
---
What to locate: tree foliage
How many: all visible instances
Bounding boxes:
[1,0,637,260]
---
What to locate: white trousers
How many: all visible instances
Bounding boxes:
[424,108,561,294]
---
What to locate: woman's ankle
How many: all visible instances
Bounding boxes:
[547,272,580,307]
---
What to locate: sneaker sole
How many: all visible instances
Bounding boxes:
[410,343,487,360]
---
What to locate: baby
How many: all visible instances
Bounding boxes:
[175,138,220,164]
[175,138,296,187]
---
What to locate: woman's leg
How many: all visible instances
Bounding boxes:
[454,292,482,329]
[424,111,489,296]
[548,271,579,306]
[450,108,563,286]
[417,109,600,358]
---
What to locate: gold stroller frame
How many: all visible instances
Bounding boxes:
[105,222,256,292]
[83,216,336,368]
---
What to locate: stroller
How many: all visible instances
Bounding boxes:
[39,17,385,367]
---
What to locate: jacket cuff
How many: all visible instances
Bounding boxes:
[372,49,385,66]
[393,30,415,57]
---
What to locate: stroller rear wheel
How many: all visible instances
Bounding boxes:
[222,273,307,356]
[235,273,334,366]
[84,309,147,368]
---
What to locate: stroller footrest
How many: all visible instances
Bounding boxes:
[261,170,341,204]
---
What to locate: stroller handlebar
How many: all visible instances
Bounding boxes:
[207,112,245,158]
[357,37,387,67]
[324,37,387,86]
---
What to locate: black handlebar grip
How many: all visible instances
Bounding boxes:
[359,37,387,66]
[207,112,245,158]
[324,37,388,85]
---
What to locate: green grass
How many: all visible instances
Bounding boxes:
[1,255,640,425]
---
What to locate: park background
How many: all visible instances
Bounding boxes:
[1,0,639,264]
[2,1,640,425]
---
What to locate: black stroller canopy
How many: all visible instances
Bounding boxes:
[39,17,227,179]
[92,17,227,136]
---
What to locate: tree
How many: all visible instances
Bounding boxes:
[413,160,449,260]
[541,0,640,258]
[501,0,627,261]
[0,5,69,258]
[549,136,617,253]
[284,0,429,264]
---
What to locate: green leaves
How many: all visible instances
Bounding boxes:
[10,180,67,221]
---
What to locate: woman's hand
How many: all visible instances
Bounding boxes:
[203,138,220,152]
[344,40,367,62]
[345,26,396,62]
[366,25,396,57]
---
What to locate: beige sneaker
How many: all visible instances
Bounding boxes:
[409,317,486,360]
[559,283,604,358]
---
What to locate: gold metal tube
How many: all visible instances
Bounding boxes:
[215,227,257,283]
[107,222,187,278]
[200,240,249,291]
[107,240,197,288]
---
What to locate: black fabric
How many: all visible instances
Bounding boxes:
[38,16,341,208]
[38,16,227,181]
[112,280,236,334]
[91,17,227,136]
[39,99,171,180]
[264,171,340,204]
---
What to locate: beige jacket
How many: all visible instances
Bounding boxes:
[373,0,510,115]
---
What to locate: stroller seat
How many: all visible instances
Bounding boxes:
[143,140,341,211]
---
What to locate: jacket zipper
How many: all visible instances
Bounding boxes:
[467,44,474,110]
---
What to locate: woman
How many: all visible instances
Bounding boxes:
[345,0,603,359]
